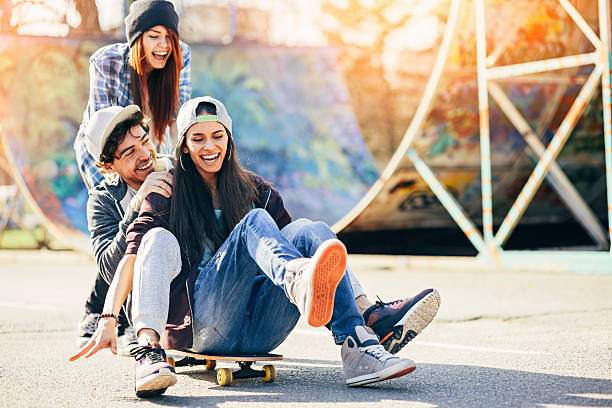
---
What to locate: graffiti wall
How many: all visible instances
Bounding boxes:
[344,0,608,232]
[0,35,378,248]
[0,0,608,249]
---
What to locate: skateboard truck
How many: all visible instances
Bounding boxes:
[173,356,209,367]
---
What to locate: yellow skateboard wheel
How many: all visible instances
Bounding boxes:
[262,365,276,383]
[166,357,175,367]
[217,368,233,386]
[205,359,216,370]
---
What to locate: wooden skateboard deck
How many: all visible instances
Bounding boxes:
[167,349,282,386]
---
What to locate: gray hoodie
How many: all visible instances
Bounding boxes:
[86,177,139,284]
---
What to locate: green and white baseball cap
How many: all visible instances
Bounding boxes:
[175,96,233,158]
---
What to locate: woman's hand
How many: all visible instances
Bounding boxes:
[67,317,118,361]
[129,171,173,211]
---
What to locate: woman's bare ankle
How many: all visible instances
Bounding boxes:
[137,328,160,346]
[355,294,374,315]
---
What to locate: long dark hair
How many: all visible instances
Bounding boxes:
[169,102,258,266]
[129,29,181,145]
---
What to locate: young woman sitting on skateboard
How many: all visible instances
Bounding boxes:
[69,97,417,397]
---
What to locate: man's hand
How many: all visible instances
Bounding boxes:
[67,317,118,361]
[129,171,172,211]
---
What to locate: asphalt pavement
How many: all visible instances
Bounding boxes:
[0,250,611,407]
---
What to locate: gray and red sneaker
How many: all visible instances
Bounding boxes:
[131,344,177,398]
[363,289,441,354]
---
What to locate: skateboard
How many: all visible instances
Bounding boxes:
[167,349,283,387]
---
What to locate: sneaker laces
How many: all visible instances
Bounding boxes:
[373,296,402,309]
[285,258,308,281]
[362,343,397,363]
[284,258,309,306]
[130,345,166,364]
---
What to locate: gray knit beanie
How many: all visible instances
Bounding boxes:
[124,0,179,47]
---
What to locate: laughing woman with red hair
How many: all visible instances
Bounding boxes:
[75,0,191,189]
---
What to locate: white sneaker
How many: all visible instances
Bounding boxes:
[284,239,347,327]
[76,312,99,347]
[341,326,416,386]
[117,325,139,357]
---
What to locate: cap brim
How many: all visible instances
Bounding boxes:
[100,105,142,154]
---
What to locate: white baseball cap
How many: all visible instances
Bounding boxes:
[85,105,142,161]
[175,96,233,158]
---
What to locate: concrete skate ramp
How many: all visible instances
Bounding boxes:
[0,36,378,251]
[0,1,608,252]
[335,0,608,235]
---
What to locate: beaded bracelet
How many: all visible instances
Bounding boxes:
[98,313,119,325]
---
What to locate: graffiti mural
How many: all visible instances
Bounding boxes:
[344,0,607,233]
[0,36,378,249]
[0,0,608,248]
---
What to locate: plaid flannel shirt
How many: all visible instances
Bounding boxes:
[74,41,192,188]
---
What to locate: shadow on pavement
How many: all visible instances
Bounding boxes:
[145,362,612,407]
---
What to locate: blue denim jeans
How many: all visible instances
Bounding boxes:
[191,209,363,354]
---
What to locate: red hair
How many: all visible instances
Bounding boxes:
[129,29,182,145]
